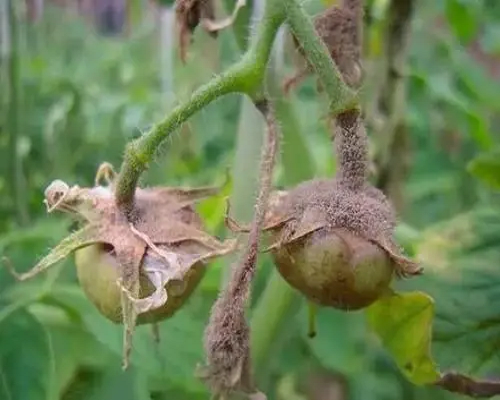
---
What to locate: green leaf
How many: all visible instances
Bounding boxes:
[43,284,210,396]
[304,307,366,375]
[467,149,500,189]
[406,208,500,375]
[0,309,52,400]
[365,291,440,385]
[445,0,479,43]
[82,366,151,400]
[195,171,233,233]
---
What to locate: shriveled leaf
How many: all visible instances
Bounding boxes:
[365,291,440,385]
[115,243,144,370]
[201,0,246,33]
[445,0,479,42]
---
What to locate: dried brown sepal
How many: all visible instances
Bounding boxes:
[175,0,246,63]
[200,101,278,400]
[283,0,364,94]
[263,165,421,278]
[224,190,291,235]
[4,162,236,369]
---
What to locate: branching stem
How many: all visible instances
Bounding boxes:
[109,1,500,399]
[283,0,357,113]
[114,0,358,217]
[114,0,286,215]
[228,99,278,301]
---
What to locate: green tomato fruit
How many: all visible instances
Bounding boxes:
[74,243,205,324]
[271,228,394,310]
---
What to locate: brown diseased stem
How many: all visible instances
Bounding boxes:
[436,372,500,398]
[202,98,279,397]
[372,0,415,212]
[227,99,278,301]
[335,108,368,191]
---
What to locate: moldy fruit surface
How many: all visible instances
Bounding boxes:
[271,227,394,310]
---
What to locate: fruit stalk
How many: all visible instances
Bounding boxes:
[335,109,368,190]
[283,0,357,113]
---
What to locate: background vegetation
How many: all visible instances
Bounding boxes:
[1,0,500,399]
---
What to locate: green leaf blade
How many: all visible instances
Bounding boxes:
[366,291,440,385]
[467,149,500,190]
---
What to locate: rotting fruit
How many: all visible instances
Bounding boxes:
[74,236,207,324]
[4,162,236,344]
[265,189,395,310]
[227,111,422,311]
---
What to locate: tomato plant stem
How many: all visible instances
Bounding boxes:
[114,0,286,215]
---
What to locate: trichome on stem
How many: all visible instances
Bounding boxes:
[200,99,279,400]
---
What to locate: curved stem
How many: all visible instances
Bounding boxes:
[114,0,286,215]
[114,0,358,216]
[283,0,358,113]
[115,71,243,214]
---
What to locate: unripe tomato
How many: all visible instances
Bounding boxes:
[271,228,394,310]
[74,243,205,325]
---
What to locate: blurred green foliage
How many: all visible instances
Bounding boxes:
[1,0,500,399]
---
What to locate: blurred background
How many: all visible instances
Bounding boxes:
[1,0,500,399]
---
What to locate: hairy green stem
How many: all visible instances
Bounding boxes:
[222,0,252,51]
[284,0,357,113]
[115,0,286,215]
[115,72,241,214]
[114,0,358,214]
